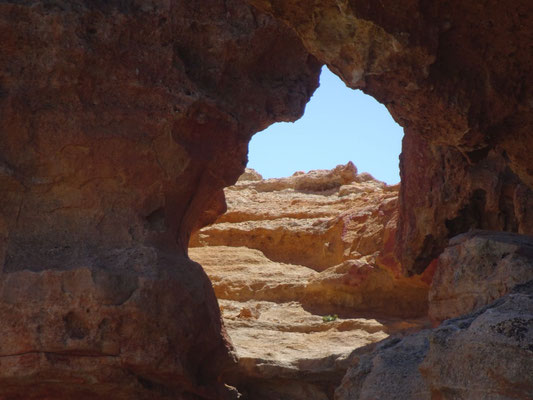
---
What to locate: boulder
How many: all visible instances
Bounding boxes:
[336,281,533,400]
[429,230,533,323]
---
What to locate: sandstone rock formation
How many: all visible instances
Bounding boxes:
[0,252,234,400]
[336,280,533,400]
[1,0,533,397]
[245,0,533,275]
[190,166,430,398]
[429,230,533,323]
[0,1,320,397]
[192,164,430,318]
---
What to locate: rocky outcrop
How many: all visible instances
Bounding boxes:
[335,330,431,400]
[1,0,533,397]
[191,164,431,317]
[0,251,235,400]
[429,230,533,323]
[244,0,533,275]
[421,281,533,399]
[336,280,533,400]
[189,244,426,400]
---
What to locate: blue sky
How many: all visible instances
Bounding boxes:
[247,66,403,185]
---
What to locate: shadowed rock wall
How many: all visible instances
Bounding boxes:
[0,0,319,397]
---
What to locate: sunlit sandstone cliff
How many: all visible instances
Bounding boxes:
[190,165,430,399]
[191,163,431,318]
[1,0,532,398]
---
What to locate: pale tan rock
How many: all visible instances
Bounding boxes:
[189,169,431,399]
[219,299,399,400]
[189,246,316,302]
[304,259,429,318]
[192,164,401,270]
[191,166,429,319]
[429,230,533,323]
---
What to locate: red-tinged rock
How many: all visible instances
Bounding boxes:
[0,250,238,399]
[245,0,533,275]
[0,0,320,397]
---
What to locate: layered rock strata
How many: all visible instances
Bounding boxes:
[1,0,533,397]
[190,166,430,398]
[244,0,533,275]
[191,164,431,318]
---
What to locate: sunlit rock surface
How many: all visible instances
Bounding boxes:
[192,164,431,318]
[1,0,533,397]
[244,0,533,276]
[190,166,429,398]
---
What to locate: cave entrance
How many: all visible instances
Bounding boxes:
[188,66,428,399]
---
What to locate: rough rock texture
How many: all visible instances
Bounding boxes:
[191,164,431,317]
[244,0,533,275]
[335,280,533,400]
[0,0,320,397]
[2,0,533,397]
[189,245,425,400]
[0,251,234,400]
[335,331,431,400]
[190,167,430,399]
[421,281,533,400]
[429,230,533,323]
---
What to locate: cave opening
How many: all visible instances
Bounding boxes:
[188,66,430,397]
[248,65,403,185]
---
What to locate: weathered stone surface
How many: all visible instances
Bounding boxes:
[190,167,430,399]
[336,281,533,400]
[245,0,533,275]
[398,138,533,275]
[2,0,533,397]
[0,0,320,396]
[190,246,316,303]
[335,331,431,400]
[191,165,430,317]
[421,281,533,400]
[192,163,385,271]
[0,249,235,399]
[429,230,533,323]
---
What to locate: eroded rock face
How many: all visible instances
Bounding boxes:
[429,230,533,323]
[336,281,533,400]
[244,0,533,275]
[2,0,533,397]
[421,281,533,400]
[190,167,430,399]
[0,251,234,400]
[191,164,431,317]
[335,331,431,400]
[0,0,320,396]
